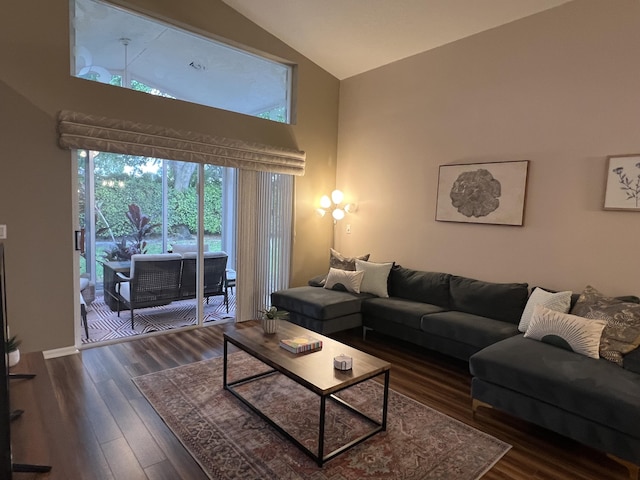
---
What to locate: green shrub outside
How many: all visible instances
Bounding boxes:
[94,176,222,239]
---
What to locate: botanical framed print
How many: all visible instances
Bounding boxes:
[436,160,529,226]
[604,154,640,211]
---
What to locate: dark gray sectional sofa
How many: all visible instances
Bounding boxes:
[271,264,640,477]
[271,265,530,361]
[270,285,371,335]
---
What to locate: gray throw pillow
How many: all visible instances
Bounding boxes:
[571,285,640,366]
[329,248,370,271]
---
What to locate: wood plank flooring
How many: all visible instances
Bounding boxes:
[8,322,632,479]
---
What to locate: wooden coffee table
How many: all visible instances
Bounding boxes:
[222,321,391,466]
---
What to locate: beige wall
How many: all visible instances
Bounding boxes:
[336,0,640,297]
[0,0,338,352]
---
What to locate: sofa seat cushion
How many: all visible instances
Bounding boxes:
[449,275,529,324]
[421,311,519,349]
[271,286,371,320]
[470,335,640,439]
[362,297,447,330]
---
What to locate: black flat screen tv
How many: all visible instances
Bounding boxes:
[0,243,12,479]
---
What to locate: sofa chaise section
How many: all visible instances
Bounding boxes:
[470,335,640,477]
[271,286,373,334]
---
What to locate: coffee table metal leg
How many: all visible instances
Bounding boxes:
[382,369,390,430]
[318,395,326,466]
[223,338,228,390]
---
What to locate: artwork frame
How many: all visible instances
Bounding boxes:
[436,160,529,226]
[603,154,640,211]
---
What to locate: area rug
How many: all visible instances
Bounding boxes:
[133,351,510,480]
[83,293,236,344]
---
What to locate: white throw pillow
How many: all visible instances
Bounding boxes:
[324,268,365,294]
[355,259,393,297]
[518,287,572,333]
[524,305,606,359]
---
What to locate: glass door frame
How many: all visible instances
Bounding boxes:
[76,151,236,346]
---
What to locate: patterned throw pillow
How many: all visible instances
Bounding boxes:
[324,268,365,294]
[355,259,393,297]
[524,305,606,359]
[329,248,370,271]
[571,285,640,365]
[518,287,572,333]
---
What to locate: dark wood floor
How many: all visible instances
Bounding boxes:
[9,322,631,479]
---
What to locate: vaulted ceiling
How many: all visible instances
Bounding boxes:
[73,0,573,117]
[221,0,572,79]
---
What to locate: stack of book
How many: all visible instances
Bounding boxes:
[279,335,323,354]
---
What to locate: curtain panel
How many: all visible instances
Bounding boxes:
[57,110,306,175]
[235,170,293,321]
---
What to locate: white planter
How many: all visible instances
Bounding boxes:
[8,349,20,367]
[262,317,279,334]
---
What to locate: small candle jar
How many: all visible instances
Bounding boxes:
[333,354,353,370]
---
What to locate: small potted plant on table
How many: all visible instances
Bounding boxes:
[259,306,289,334]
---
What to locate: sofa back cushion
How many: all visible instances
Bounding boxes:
[388,265,451,308]
[449,275,529,323]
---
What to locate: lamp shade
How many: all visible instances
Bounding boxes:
[332,208,345,221]
[320,195,332,209]
[331,189,344,205]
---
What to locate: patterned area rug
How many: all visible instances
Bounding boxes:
[83,293,236,344]
[134,350,511,479]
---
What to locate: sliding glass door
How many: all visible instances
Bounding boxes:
[77,150,236,344]
[77,148,293,344]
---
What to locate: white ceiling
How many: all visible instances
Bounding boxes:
[221,0,572,80]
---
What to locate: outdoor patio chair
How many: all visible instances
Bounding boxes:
[79,275,94,339]
[116,253,183,328]
[180,252,229,311]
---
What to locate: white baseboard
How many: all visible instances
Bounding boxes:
[43,346,79,359]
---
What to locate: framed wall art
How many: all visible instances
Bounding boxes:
[436,160,529,226]
[604,154,640,211]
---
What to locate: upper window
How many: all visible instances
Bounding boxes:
[71,0,293,123]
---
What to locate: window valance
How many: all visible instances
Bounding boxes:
[57,110,306,175]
